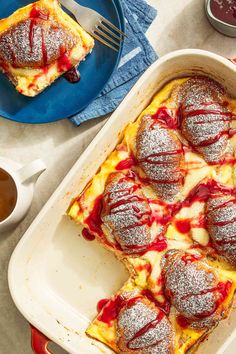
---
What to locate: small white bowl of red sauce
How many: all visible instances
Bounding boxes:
[206,0,236,37]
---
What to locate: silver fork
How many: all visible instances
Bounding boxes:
[60,0,127,52]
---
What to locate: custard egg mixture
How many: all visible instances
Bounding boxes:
[68,76,236,354]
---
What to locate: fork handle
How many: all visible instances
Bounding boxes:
[31,325,53,354]
[60,0,84,14]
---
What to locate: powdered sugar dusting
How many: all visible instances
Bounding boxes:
[0,19,77,68]
[117,299,173,353]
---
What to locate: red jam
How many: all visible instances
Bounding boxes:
[57,52,72,72]
[97,296,141,325]
[123,235,167,256]
[141,289,170,315]
[191,214,206,229]
[175,219,191,234]
[210,0,236,26]
[182,180,236,208]
[152,107,177,129]
[229,128,236,136]
[183,103,232,120]
[82,228,95,241]
[116,156,136,170]
[181,254,203,264]
[30,5,49,20]
[29,5,49,65]
[97,298,110,312]
[29,20,35,53]
[145,236,168,253]
[218,280,232,299]
[178,101,235,158]
[139,150,183,166]
[191,280,232,319]
[176,315,191,329]
[84,196,103,237]
[136,263,152,273]
[63,67,81,83]
[41,29,48,65]
[28,5,77,77]
[97,295,125,325]
[98,293,167,349]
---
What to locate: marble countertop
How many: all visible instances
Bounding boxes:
[1,1,236,353]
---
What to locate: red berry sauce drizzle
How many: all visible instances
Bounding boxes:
[116,155,136,171]
[152,106,178,129]
[127,310,165,350]
[97,295,141,325]
[81,228,95,241]
[82,195,122,250]
[141,288,171,315]
[29,5,49,66]
[63,66,81,83]
[175,219,191,234]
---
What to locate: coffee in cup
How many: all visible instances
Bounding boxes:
[0,168,17,222]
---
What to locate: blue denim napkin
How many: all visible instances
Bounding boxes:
[70,0,157,125]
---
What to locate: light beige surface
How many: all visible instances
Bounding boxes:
[0,1,236,353]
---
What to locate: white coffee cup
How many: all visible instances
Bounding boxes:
[0,157,46,233]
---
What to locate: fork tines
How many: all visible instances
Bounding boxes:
[93,18,127,52]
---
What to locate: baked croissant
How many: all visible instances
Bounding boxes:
[136,114,185,202]
[206,190,236,267]
[179,77,231,163]
[101,172,153,253]
[162,250,232,329]
[116,297,174,354]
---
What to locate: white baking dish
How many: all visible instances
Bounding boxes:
[8,49,236,354]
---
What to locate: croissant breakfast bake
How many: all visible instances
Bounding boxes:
[68,76,236,353]
[0,0,94,96]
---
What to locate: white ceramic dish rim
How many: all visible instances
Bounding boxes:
[8,49,236,354]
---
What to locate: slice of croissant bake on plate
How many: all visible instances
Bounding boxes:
[0,0,94,96]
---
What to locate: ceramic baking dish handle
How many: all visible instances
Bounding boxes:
[31,325,52,354]
[228,58,236,64]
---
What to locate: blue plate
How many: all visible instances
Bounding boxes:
[0,0,125,123]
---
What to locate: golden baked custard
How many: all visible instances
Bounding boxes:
[68,76,236,353]
[0,0,94,96]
